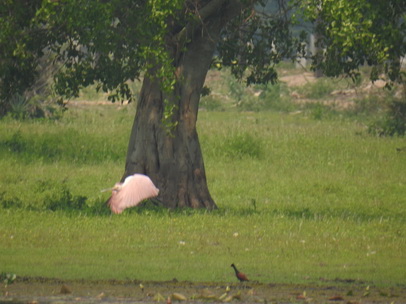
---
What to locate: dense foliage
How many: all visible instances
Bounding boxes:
[0,0,183,115]
[298,0,406,84]
[0,0,43,115]
[1,0,405,114]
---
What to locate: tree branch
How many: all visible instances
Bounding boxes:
[174,0,245,48]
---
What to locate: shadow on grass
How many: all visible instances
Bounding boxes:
[1,194,402,223]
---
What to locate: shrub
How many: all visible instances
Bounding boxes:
[3,93,65,120]
[35,180,87,211]
[237,83,294,112]
[0,192,23,209]
[235,95,263,111]
[260,83,292,111]
[297,78,336,100]
[351,94,385,117]
[0,179,89,212]
[3,131,27,154]
[304,102,338,120]
[228,77,245,103]
[368,99,406,136]
[8,94,31,119]
[200,95,224,111]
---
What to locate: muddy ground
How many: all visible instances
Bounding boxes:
[1,277,405,304]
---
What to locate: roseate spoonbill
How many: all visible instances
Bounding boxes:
[103,174,159,214]
[231,263,249,282]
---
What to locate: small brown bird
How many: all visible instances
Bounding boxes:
[231,263,249,282]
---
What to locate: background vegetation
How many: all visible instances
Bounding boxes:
[0,66,405,287]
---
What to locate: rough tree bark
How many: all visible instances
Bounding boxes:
[122,0,245,209]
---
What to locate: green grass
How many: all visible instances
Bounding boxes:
[295,78,339,100]
[0,104,405,287]
[1,209,404,285]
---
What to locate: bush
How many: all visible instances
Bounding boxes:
[3,93,66,120]
[237,83,294,112]
[368,99,406,136]
[304,102,338,120]
[0,192,23,209]
[0,179,114,215]
[200,95,224,111]
[351,94,385,117]
[8,94,32,119]
[41,184,87,211]
[297,78,336,100]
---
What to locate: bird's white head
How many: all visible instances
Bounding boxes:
[100,182,123,193]
[112,182,123,193]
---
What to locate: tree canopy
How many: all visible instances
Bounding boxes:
[297,0,406,84]
[1,0,405,111]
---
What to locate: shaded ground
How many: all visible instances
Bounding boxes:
[1,277,405,304]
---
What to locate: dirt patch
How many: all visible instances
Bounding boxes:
[1,277,405,303]
[280,72,317,87]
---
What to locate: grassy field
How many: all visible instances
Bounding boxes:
[0,74,406,288]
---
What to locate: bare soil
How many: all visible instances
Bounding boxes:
[1,277,405,304]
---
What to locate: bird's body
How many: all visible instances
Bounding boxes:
[107,174,159,214]
[231,263,249,282]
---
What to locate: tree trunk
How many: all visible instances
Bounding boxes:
[123,67,215,209]
[122,1,243,208]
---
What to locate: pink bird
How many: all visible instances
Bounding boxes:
[104,174,159,214]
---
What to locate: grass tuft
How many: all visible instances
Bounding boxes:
[295,78,338,100]
[221,132,263,159]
